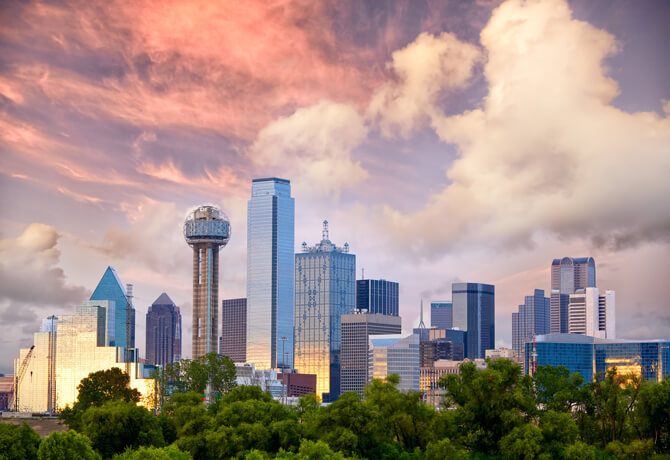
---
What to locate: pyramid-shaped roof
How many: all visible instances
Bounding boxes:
[90,266,127,302]
[152,292,175,306]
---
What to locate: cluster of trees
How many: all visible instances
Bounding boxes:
[1,356,669,459]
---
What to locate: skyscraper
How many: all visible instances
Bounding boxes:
[452,282,495,359]
[512,289,550,363]
[340,313,402,395]
[430,301,453,329]
[294,221,355,402]
[145,293,182,366]
[90,266,135,350]
[220,298,247,363]
[568,287,615,338]
[184,205,231,359]
[550,257,596,333]
[247,178,295,370]
[356,279,399,316]
[370,334,421,392]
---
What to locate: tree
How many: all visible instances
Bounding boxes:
[533,365,585,412]
[499,424,543,460]
[81,400,164,458]
[539,410,578,458]
[277,439,350,459]
[424,439,468,460]
[563,441,596,460]
[61,367,141,431]
[111,445,191,460]
[636,377,670,452]
[38,430,100,460]
[0,422,41,460]
[592,367,642,446]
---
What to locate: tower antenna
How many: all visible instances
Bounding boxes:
[322,220,329,241]
[418,298,426,329]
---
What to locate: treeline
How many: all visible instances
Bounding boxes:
[1,357,669,459]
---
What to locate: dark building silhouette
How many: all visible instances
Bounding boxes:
[356,279,399,316]
[452,282,495,359]
[145,293,182,365]
[220,298,247,363]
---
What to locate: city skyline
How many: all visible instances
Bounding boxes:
[1,0,669,374]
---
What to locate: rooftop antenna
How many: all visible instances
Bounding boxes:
[361,267,365,279]
[418,298,426,329]
[322,220,329,241]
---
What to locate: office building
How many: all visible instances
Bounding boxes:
[452,282,495,359]
[550,257,596,333]
[429,328,467,360]
[0,376,13,411]
[370,334,421,392]
[184,205,231,358]
[220,298,247,363]
[145,293,182,366]
[90,266,135,350]
[294,221,355,402]
[568,287,615,338]
[526,334,670,382]
[247,178,295,370]
[356,279,399,316]
[340,313,402,395]
[277,372,318,397]
[430,301,453,329]
[512,289,550,362]
[421,359,487,408]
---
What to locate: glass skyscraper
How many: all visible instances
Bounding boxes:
[512,289,550,364]
[247,178,295,370]
[294,221,355,402]
[356,279,399,316]
[145,293,182,366]
[550,257,596,333]
[430,301,453,329]
[452,282,495,359]
[90,266,134,351]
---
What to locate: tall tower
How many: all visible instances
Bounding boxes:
[247,178,295,370]
[184,205,231,359]
[452,282,495,359]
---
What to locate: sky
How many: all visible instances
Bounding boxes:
[1,0,669,374]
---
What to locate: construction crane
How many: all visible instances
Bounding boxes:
[14,345,35,412]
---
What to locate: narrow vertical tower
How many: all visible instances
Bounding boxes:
[184,205,231,359]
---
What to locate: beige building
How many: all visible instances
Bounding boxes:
[420,358,487,408]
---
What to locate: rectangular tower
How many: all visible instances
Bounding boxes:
[220,298,247,362]
[550,257,596,333]
[511,289,550,363]
[145,293,182,366]
[247,178,295,370]
[294,221,355,402]
[452,282,495,359]
[356,279,399,316]
[430,301,453,329]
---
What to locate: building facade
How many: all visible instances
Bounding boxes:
[430,302,453,330]
[340,313,402,395]
[370,334,421,392]
[294,221,355,402]
[277,372,318,397]
[452,282,495,359]
[145,293,182,366]
[568,287,615,338]
[526,334,669,382]
[356,279,399,316]
[512,289,550,362]
[550,257,596,333]
[247,178,295,370]
[184,205,231,358]
[90,266,135,350]
[220,298,247,363]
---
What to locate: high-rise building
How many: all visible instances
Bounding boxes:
[512,289,550,363]
[340,313,402,395]
[184,205,231,359]
[550,257,596,333]
[90,266,135,350]
[247,178,295,370]
[370,334,421,392]
[356,279,399,316]
[294,221,355,402]
[430,302,453,329]
[452,282,495,359]
[220,298,247,363]
[568,287,615,338]
[526,334,669,382]
[145,293,182,366]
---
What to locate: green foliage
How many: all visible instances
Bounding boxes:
[0,422,41,460]
[606,439,655,458]
[112,445,191,460]
[38,430,100,460]
[637,377,670,452]
[60,367,141,431]
[499,424,543,460]
[81,400,164,458]
[424,438,468,460]
[592,367,643,446]
[534,364,585,412]
[563,440,597,460]
[277,439,350,460]
[540,410,578,457]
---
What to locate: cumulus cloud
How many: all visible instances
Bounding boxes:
[367,32,482,137]
[382,0,670,257]
[0,223,87,305]
[249,100,369,198]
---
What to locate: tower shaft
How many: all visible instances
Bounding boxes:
[192,243,219,358]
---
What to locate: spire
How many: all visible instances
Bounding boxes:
[322,219,329,241]
[418,298,426,329]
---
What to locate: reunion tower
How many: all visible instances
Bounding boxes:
[184,205,230,359]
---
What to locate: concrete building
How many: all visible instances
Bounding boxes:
[452,283,495,359]
[294,221,355,402]
[340,313,402,395]
[567,287,615,339]
[184,205,231,358]
[220,298,247,363]
[421,359,487,408]
[145,293,182,366]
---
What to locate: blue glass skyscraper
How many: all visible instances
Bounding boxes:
[452,282,495,359]
[512,289,550,364]
[90,266,134,351]
[247,178,295,370]
[430,301,453,329]
[356,279,399,316]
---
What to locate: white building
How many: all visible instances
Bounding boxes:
[568,287,615,339]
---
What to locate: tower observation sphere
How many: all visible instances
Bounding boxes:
[184,205,231,359]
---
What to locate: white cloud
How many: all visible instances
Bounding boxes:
[248,100,369,198]
[381,0,670,257]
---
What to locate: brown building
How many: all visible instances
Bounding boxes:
[277,372,317,397]
[0,375,14,411]
[220,298,247,363]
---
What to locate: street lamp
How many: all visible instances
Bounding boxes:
[279,337,287,403]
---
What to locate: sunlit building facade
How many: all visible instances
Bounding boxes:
[294,221,355,402]
[247,178,295,370]
[145,293,182,366]
[452,282,495,359]
[525,334,670,382]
